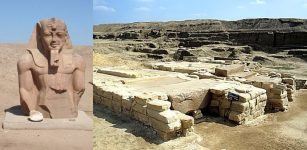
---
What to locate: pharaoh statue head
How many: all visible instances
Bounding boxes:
[28,18,72,67]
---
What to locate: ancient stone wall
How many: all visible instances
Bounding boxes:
[93,82,194,140]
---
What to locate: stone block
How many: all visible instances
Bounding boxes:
[228,111,245,123]
[122,98,132,109]
[231,101,249,113]
[220,99,231,109]
[147,109,179,124]
[157,130,178,141]
[132,103,147,114]
[147,100,171,112]
[174,111,194,129]
[149,118,181,133]
[134,112,150,125]
[215,64,245,77]
[262,82,273,90]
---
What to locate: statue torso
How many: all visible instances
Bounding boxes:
[29,50,78,118]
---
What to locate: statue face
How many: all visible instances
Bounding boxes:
[40,20,67,52]
[39,19,68,67]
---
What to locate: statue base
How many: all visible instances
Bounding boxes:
[2,106,91,131]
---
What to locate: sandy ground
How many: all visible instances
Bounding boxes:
[0,43,93,150]
[93,46,307,150]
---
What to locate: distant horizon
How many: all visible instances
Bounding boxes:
[94,0,307,25]
[94,17,307,25]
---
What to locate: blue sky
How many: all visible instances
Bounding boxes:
[94,0,307,25]
[0,0,92,45]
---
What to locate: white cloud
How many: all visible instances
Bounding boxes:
[136,0,154,2]
[251,0,266,5]
[94,5,116,12]
[135,6,151,12]
[304,3,307,7]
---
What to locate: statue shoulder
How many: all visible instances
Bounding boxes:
[73,53,85,71]
[17,53,34,71]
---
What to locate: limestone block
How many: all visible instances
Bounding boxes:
[122,109,132,117]
[228,111,246,123]
[147,100,171,112]
[134,112,150,125]
[249,99,257,109]
[157,130,178,141]
[231,101,249,113]
[174,111,194,129]
[150,118,181,133]
[132,103,147,114]
[135,92,168,106]
[220,99,231,109]
[147,109,179,124]
[96,68,140,78]
[122,98,132,109]
[134,93,153,105]
[168,88,211,114]
[215,64,245,77]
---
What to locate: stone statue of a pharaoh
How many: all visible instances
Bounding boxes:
[17,18,85,121]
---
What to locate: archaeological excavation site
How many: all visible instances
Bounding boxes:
[93,18,307,149]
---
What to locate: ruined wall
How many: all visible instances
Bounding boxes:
[93,83,194,141]
[208,83,267,124]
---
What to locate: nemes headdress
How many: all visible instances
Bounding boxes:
[27,18,73,67]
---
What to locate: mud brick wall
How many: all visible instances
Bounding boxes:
[93,83,194,141]
[209,85,267,124]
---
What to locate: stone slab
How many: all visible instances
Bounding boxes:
[215,64,245,77]
[3,108,92,131]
